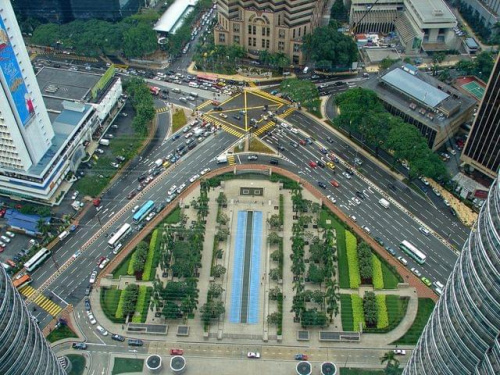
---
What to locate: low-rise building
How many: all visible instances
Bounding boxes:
[361,63,476,151]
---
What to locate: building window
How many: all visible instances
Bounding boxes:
[253,25,256,35]
[298,28,301,37]
[248,37,252,45]
[278,41,285,51]
[293,43,300,52]
[234,36,240,44]
[279,29,285,39]
[267,27,270,37]
[248,25,252,34]
[262,39,266,48]
[304,26,306,35]
[233,24,240,33]
[262,27,265,36]
[253,38,256,47]
[293,29,296,38]
[219,34,226,43]
[266,39,270,48]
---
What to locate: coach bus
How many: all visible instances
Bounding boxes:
[133,200,155,223]
[107,223,132,248]
[24,248,51,272]
[399,240,427,264]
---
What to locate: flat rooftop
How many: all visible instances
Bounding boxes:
[409,0,455,23]
[154,0,198,33]
[36,67,100,121]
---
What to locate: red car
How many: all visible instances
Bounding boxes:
[330,180,340,187]
[308,161,317,169]
[97,256,107,266]
[299,139,307,146]
[170,348,184,355]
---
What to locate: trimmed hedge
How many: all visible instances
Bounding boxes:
[376,294,389,329]
[372,254,384,290]
[142,229,158,281]
[127,251,137,276]
[351,294,365,331]
[132,286,152,323]
[340,294,354,331]
[279,194,284,225]
[100,286,125,323]
[115,289,126,319]
[346,231,361,288]
[335,220,350,288]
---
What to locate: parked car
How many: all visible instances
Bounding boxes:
[421,277,432,287]
[84,298,91,311]
[72,343,87,350]
[247,154,258,161]
[295,354,308,360]
[96,325,108,336]
[394,349,406,355]
[317,181,327,189]
[247,352,261,359]
[111,334,125,342]
[89,271,98,284]
[411,267,422,277]
[170,348,184,355]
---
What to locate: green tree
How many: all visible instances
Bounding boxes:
[208,283,224,299]
[123,23,158,58]
[270,268,281,281]
[269,287,282,300]
[433,52,446,63]
[268,232,282,245]
[268,215,282,230]
[308,263,326,285]
[122,284,139,318]
[279,78,319,111]
[31,23,61,46]
[363,291,378,328]
[215,228,230,242]
[357,242,373,282]
[211,265,226,278]
[330,0,348,22]
[267,311,281,326]
[301,308,328,328]
[302,24,358,69]
[162,301,182,319]
[379,57,400,70]
[133,241,149,273]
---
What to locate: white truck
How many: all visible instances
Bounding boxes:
[99,139,110,146]
[58,231,69,241]
[217,154,228,164]
[71,201,82,211]
[193,127,204,137]
[379,198,390,209]
[154,158,163,167]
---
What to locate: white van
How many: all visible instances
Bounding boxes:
[189,92,199,98]
[58,231,69,241]
[419,227,430,236]
[172,88,181,94]
[397,256,408,266]
[179,97,187,103]
[188,82,199,88]
[433,281,444,289]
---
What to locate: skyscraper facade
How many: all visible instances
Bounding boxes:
[461,55,500,179]
[0,267,66,375]
[0,2,55,170]
[403,176,500,374]
[214,0,328,65]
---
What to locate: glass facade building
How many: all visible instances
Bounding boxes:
[404,176,500,374]
[0,267,65,375]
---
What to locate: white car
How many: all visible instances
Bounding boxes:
[5,231,15,238]
[72,191,79,200]
[89,271,98,284]
[99,258,109,269]
[342,172,351,179]
[443,199,450,207]
[362,226,371,234]
[432,188,441,197]
[146,212,156,222]
[420,177,429,185]
[0,241,6,248]
[394,349,406,355]
[411,267,422,277]
[189,174,200,183]
[200,168,211,175]
[289,127,298,134]
[132,205,140,213]
[88,313,97,325]
[96,325,108,336]
[167,185,177,196]
[1,236,11,243]
[247,352,261,359]
[326,195,336,204]
[112,243,123,255]
[397,256,408,266]
[177,183,186,194]
[350,215,357,222]
[95,148,104,154]
[184,132,193,139]
[72,250,82,259]
[352,197,361,205]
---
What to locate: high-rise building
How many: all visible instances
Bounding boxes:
[0,3,55,170]
[214,0,328,65]
[0,266,66,374]
[403,175,500,374]
[461,0,500,34]
[461,55,500,180]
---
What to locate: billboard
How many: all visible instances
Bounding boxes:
[0,18,34,126]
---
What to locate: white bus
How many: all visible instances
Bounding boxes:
[108,223,132,248]
[24,248,51,272]
[399,240,427,264]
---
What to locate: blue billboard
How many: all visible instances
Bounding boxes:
[0,18,34,126]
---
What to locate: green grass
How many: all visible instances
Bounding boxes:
[46,325,78,343]
[372,254,384,289]
[340,369,384,375]
[351,294,365,331]
[387,295,409,328]
[132,286,152,323]
[164,206,182,224]
[111,358,144,375]
[393,298,435,345]
[66,354,86,375]
[249,137,274,153]
[376,294,389,329]
[100,286,125,323]
[346,231,360,288]
[340,294,354,331]
[172,108,187,133]
[380,258,402,289]
[113,251,133,279]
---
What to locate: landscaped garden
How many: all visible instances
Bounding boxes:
[66,354,86,375]
[111,358,144,375]
[393,298,435,344]
[46,323,78,343]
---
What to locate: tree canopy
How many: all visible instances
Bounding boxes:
[455,51,495,82]
[279,78,320,111]
[302,23,358,70]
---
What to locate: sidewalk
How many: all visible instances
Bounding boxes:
[187,62,295,83]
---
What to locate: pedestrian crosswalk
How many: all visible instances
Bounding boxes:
[227,155,236,165]
[248,81,257,87]
[281,107,296,118]
[203,115,245,138]
[20,286,62,317]
[254,120,276,136]
[156,106,169,114]
[196,100,212,110]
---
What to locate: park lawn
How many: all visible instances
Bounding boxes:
[386,295,409,329]
[340,294,354,331]
[393,298,435,345]
[67,354,86,375]
[100,286,125,323]
[164,206,182,224]
[111,358,144,375]
[46,325,78,343]
[113,252,133,279]
[172,108,187,133]
[249,137,274,154]
[380,259,401,289]
[340,369,384,375]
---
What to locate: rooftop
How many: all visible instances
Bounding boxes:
[382,68,449,107]
[408,0,455,23]
[154,0,198,34]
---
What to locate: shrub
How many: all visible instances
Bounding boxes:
[122,284,139,319]
[334,219,350,288]
[372,254,384,290]
[279,194,284,225]
[376,294,389,329]
[346,231,361,288]
[351,294,365,331]
[115,290,126,319]
[363,291,377,328]
[142,229,158,281]
[133,286,152,323]
[340,294,354,331]
[100,287,125,323]
[357,242,373,282]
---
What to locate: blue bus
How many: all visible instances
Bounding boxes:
[133,200,155,223]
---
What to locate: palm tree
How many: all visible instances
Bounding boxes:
[380,351,399,368]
